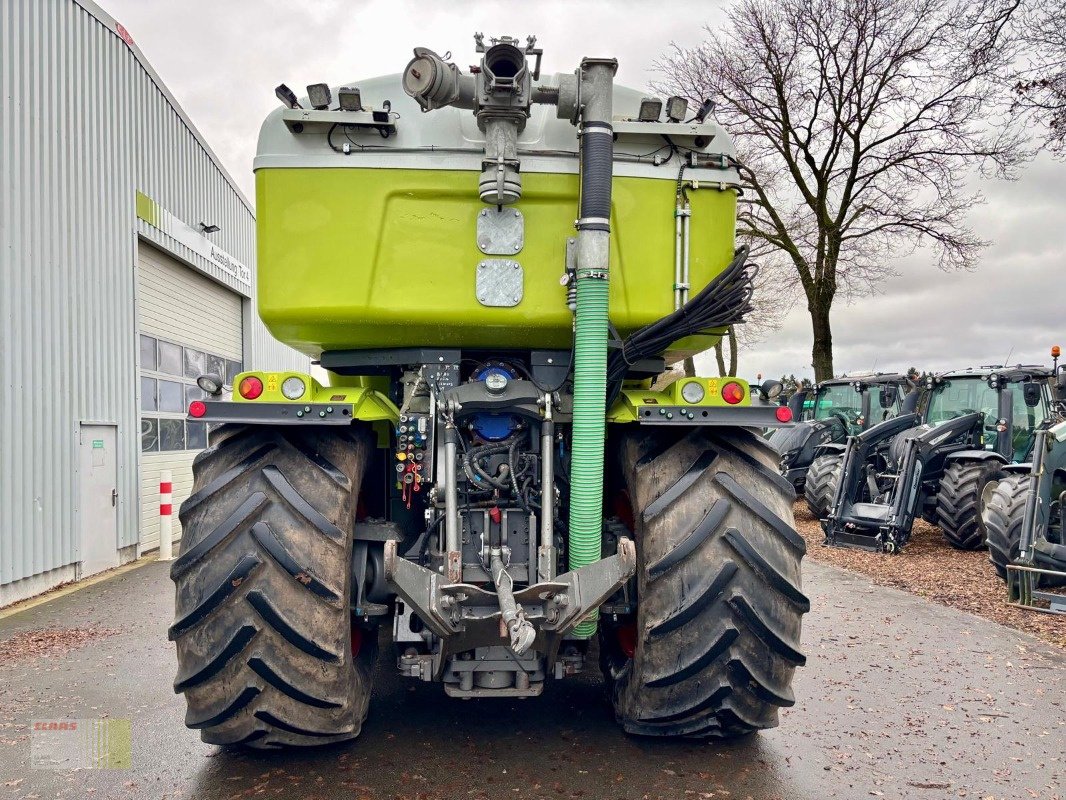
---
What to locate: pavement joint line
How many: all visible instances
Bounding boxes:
[0,555,161,621]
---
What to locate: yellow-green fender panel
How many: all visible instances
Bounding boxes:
[608,377,751,423]
[228,371,399,446]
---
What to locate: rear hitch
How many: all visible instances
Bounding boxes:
[383,537,636,675]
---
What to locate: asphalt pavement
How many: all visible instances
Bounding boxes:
[0,558,1062,800]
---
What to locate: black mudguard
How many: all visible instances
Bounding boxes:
[944,449,1008,466]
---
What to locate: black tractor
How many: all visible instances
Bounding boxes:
[769,372,917,493]
[983,354,1066,611]
[821,365,1056,553]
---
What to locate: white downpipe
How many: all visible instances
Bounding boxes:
[681,200,692,306]
[674,203,683,310]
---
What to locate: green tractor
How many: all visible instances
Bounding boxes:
[169,37,807,749]
[821,365,1057,552]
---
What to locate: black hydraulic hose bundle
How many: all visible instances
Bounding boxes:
[461,436,538,504]
[606,245,757,402]
[462,442,512,491]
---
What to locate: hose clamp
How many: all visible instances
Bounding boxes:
[576,269,609,280]
[575,216,611,232]
[579,122,614,136]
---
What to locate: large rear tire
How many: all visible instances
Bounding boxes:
[603,428,808,739]
[804,453,843,519]
[984,474,1028,582]
[984,473,1066,588]
[937,460,1006,550]
[171,424,376,749]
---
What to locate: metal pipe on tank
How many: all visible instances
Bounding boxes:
[538,393,554,581]
[480,117,522,205]
[443,424,461,582]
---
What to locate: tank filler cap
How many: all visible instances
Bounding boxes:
[484,371,509,394]
[471,364,519,441]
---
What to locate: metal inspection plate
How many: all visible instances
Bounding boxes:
[476,260,524,307]
[476,207,524,254]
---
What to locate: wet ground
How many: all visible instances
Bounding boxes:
[0,560,1062,800]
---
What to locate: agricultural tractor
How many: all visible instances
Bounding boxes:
[821,365,1056,553]
[169,37,807,749]
[768,372,916,492]
[983,353,1066,613]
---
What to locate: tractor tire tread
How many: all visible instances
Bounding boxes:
[605,428,807,740]
[171,424,375,749]
[984,473,1028,581]
[938,460,1004,550]
[803,453,843,520]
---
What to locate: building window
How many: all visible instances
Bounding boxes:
[226,359,243,384]
[186,420,208,450]
[206,353,227,381]
[139,335,240,453]
[158,380,184,413]
[158,418,185,451]
[158,340,183,376]
[141,418,159,452]
[183,348,206,380]
[140,335,157,372]
[140,377,157,412]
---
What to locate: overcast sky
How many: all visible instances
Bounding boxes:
[98,0,1065,382]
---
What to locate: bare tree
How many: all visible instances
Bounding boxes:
[655,0,1029,380]
[712,329,738,377]
[1012,0,1066,155]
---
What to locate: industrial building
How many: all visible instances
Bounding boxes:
[0,0,307,604]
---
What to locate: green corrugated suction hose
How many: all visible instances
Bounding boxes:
[567,74,616,640]
[568,273,609,639]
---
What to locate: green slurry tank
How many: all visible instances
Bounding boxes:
[171,34,807,749]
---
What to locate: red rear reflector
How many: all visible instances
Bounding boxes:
[188,400,207,418]
[776,406,793,423]
[238,376,264,400]
[722,381,744,405]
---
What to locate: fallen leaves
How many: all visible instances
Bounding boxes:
[907,782,952,789]
[795,503,1065,649]
[0,625,120,667]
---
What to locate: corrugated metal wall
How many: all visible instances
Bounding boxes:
[0,0,307,594]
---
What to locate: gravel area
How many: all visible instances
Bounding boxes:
[795,501,1066,649]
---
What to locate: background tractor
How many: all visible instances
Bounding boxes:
[983,352,1066,612]
[769,372,917,495]
[821,365,1056,553]
[170,36,807,749]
